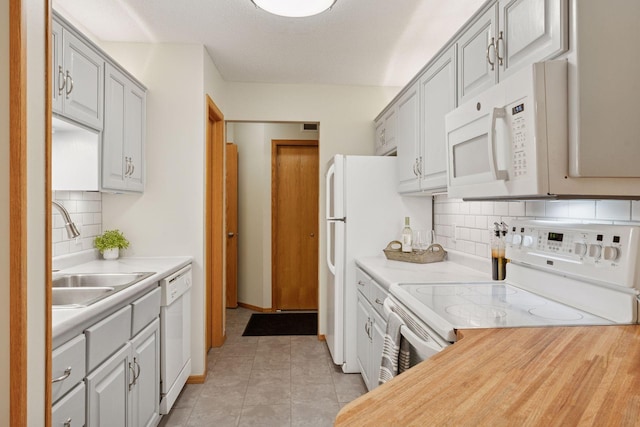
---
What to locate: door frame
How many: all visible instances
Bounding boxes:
[270,139,319,311]
[205,95,225,352]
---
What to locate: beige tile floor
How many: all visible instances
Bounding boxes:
[159,307,367,426]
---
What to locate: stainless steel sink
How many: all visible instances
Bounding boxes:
[52,272,155,308]
[52,287,115,307]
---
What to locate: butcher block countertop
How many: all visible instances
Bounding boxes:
[335,325,640,426]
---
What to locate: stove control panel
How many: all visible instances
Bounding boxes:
[506,221,640,289]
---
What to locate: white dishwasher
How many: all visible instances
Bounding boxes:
[159,265,192,414]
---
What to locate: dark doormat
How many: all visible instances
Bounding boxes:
[242,312,317,336]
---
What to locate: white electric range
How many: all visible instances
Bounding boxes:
[389,220,640,344]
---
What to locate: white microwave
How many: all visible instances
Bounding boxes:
[445,59,640,200]
[445,60,568,200]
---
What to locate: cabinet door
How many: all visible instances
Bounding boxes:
[103,63,146,192]
[356,295,372,391]
[130,319,160,427]
[52,382,85,427]
[102,64,128,191]
[457,5,498,105]
[374,119,385,155]
[86,343,130,427]
[370,308,386,392]
[62,29,104,130]
[51,19,64,114]
[420,46,457,192]
[123,82,146,192]
[396,82,421,193]
[498,0,568,80]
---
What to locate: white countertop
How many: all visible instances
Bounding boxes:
[355,250,492,291]
[52,256,192,348]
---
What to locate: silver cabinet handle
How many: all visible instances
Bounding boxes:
[375,298,384,306]
[128,362,136,390]
[52,367,71,383]
[417,156,423,176]
[496,31,504,66]
[58,65,66,96]
[63,418,72,427]
[133,357,141,385]
[486,37,496,71]
[65,71,74,98]
[357,280,365,287]
[129,161,135,177]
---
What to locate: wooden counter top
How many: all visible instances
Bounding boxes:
[335,326,640,426]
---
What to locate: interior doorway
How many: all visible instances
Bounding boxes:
[271,140,319,311]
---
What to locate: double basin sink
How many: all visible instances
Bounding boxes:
[52,272,154,308]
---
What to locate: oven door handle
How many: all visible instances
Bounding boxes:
[400,325,443,360]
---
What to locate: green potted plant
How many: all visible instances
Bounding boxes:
[94,229,130,260]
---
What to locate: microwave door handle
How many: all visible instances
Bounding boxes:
[488,107,509,181]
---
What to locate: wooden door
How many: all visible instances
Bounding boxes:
[225,143,238,308]
[272,140,319,311]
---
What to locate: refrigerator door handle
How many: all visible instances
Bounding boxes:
[327,221,336,274]
[327,217,345,222]
[326,162,335,219]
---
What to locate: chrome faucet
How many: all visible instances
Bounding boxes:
[52,201,81,238]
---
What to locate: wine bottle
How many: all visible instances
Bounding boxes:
[401,217,412,253]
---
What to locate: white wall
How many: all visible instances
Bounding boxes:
[223,83,399,333]
[434,196,640,257]
[0,0,10,421]
[99,43,227,376]
[229,122,320,309]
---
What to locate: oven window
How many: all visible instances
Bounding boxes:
[453,134,491,178]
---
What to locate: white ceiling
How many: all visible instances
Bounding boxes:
[52,0,486,88]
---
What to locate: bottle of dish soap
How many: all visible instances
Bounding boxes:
[401,217,412,253]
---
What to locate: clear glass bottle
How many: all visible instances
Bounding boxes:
[401,217,412,253]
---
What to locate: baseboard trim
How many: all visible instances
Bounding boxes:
[317,334,326,341]
[237,302,275,312]
[187,374,206,384]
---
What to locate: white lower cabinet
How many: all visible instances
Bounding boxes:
[52,382,86,427]
[52,286,161,427]
[355,267,389,391]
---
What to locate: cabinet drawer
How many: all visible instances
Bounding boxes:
[131,286,160,337]
[371,281,389,318]
[52,334,86,404]
[355,268,373,302]
[52,381,85,427]
[85,305,132,373]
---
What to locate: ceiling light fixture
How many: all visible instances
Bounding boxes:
[251,0,337,18]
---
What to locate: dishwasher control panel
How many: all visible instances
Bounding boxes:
[160,265,192,306]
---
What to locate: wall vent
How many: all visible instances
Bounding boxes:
[301,123,319,132]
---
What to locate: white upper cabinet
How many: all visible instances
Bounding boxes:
[53,16,104,130]
[395,82,421,193]
[457,5,498,105]
[419,46,457,192]
[457,0,568,105]
[374,107,397,156]
[498,0,568,80]
[102,63,146,192]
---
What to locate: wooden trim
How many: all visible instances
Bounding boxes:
[317,334,326,341]
[45,0,53,425]
[270,139,319,311]
[205,95,225,352]
[9,0,28,422]
[186,374,206,385]
[237,302,274,313]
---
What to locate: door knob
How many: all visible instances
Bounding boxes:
[310,233,315,237]
[228,232,235,237]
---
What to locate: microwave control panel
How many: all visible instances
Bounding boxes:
[506,221,640,289]
[510,101,528,178]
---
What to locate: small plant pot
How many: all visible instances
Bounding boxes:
[102,248,119,260]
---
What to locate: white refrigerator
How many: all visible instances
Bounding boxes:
[325,154,432,373]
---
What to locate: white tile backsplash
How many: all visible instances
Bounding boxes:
[53,190,102,258]
[434,196,640,259]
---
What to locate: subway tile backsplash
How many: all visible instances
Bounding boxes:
[53,191,102,257]
[434,195,640,259]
